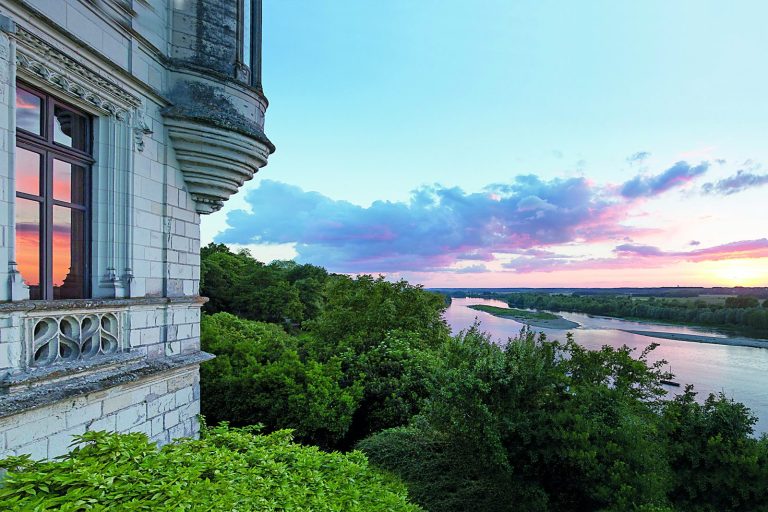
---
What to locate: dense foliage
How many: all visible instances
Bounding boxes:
[200,245,450,449]
[662,388,768,511]
[359,327,768,512]
[200,313,363,448]
[201,243,328,325]
[506,292,768,335]
[196,248,768,510]
[0,426,422,511]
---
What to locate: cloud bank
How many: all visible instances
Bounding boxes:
[216,160,722,274]
[218,176,632,272]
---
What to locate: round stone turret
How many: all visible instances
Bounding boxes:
[165,0,273,214]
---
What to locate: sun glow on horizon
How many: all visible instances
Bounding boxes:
[702,258,768,287]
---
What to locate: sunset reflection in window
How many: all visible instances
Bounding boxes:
[15,88,41,135]
[53,160,85,205]
[15,198,41,299]
[15,83,90,300]
[53,206,85,299]
[15,147,40,196]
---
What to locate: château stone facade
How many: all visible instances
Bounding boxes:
[0,0,272,459]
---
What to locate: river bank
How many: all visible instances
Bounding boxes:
[620,329,768,349]
[468,305,580,329]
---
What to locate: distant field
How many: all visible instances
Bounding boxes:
[634,295,733,306]
[673,295,732,305]
[469,305,558,320]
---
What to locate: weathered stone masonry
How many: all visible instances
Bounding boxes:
[0,0,271,459]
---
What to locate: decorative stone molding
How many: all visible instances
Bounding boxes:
[0,295,206,314]
[133,111,153,152]
[235,62,251,83]
[14,26,141,119]
[165,118,271,213]
[25,311,125,368]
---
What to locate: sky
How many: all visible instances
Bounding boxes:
[202,0,768,288]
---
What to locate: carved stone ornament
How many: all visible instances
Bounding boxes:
[26,311,124,367]
[133,111,153,152]
[14,27,141,119]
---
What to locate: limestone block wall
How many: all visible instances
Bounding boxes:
[0,363,201,460]
[0,0,271,461]
[127,302,202,359]
[126,109,202,299]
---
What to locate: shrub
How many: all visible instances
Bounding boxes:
[200,313,362,448]
[0,426,422,511]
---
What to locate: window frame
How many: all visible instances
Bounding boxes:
[237,0,262,89]
[15,81,94,301]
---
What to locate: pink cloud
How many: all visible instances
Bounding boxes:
[502,238,768,274]
[218,160,717,274]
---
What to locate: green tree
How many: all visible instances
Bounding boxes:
[200,313,362,448]
[305,274,450,359]
[340,330,440,447]
[662,387,768,511]
[361,327,673,512]
[725,296,760,308]
[200,243,253,314]
[200,273,450,450]
[200,244,329,325]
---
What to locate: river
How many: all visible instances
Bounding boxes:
[444,297,768,435]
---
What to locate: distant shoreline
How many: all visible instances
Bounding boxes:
[620,329,768,349]
[468,305,580,330]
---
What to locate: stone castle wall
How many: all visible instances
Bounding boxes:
[0,0,271,459]
[0,362,200,460]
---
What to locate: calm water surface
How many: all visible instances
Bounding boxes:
[445,298,768,434]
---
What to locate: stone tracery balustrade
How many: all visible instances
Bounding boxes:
[27,312,124,367]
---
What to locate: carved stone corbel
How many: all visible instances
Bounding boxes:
[133,111,153,152]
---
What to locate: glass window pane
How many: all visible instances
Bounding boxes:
[243,0,252,65]
[53,160,85,204]
[16,88,42,135]
[15,146,41,196]
[15,198,41,300]
[54,106,88,151]
[53,206,86,299]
